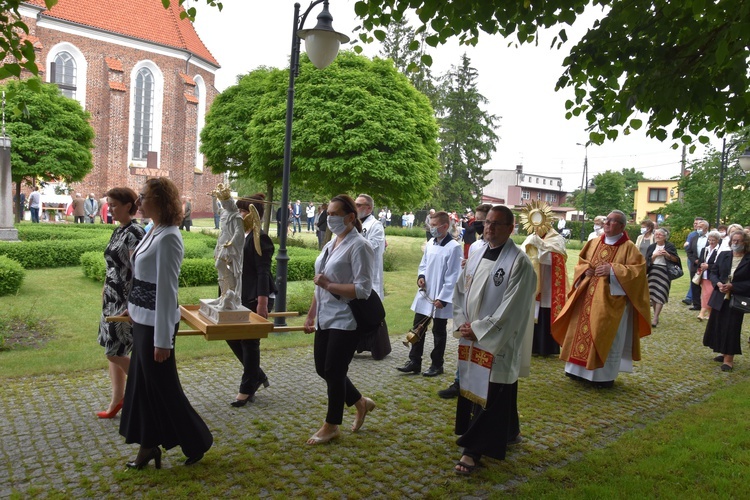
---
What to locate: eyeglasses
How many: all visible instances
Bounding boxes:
[603,218,625,225]
[484,221,512,228]
[354,203,371,207]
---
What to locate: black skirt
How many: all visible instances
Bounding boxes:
[119,322,213,458]
[703,299,744,355]
[532,307,560,356]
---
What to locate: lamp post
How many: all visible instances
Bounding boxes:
[577,142,591,241]
[716,137,750,228]
[275,1,349,326]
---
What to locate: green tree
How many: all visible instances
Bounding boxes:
[6,78,94,221]
[434,53,499,211]
[202,52,440,211]
[571,170,628,218]
[352,0,750,147]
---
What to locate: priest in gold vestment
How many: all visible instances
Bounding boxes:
[552,210,651,388]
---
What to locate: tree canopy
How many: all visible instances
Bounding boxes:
[6,78,94,185]
[569,170,629,218]
[352,0,750,149]
[201,51,440,209]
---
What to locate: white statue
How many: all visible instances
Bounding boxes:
[209,184,245,310]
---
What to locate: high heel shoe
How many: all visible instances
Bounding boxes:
[352,397,376,432]
[256,377,270,392]
[126,447,161,470]
[97,399,124,419]
[230,394,254,407]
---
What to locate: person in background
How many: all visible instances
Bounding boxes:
[28,186,41,223]
[315,203,328,250]
[635,219,655,258]
[96,187,145,419]
[226,194,277,407]
[306,201,316,232]
[682,217,705,304]
[119,177,212,469]
[424,208,435,240]
[587,215,606,241]
[85,193,98,224]
[13,191,26,222]
[212,194,221,230]
[645,228,681,327]
[719,224,743,252]
[703,230,750,372]
[100,195,111,225]
[292,199,302,234]
[686,219,710,311]
[179,195,192,231]
[303,194,377,445]
[72,193,85,223]
[697,230,723,321]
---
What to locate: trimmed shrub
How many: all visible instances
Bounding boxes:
[179,258,218,287]
[0,237,110,268]
[285,281,315,314]
[0,256,25,296]
[80,251,106,281]
[384,226,426,238]
[183,240,213,259]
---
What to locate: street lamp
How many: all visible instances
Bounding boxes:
[716,137,750,227]
[577,142,592,241]
[275,1,349,326]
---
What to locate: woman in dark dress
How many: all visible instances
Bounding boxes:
[703,230,750,372]
[96,187,145,419]
[645,228,681,327]
[227,194,277,407]
[119,177,213,469]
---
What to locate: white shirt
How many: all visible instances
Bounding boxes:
[361,214,385,298]
[314,229,374,331]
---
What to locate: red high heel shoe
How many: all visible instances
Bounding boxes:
[97,399,123,419]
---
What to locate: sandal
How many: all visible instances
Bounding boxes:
[454,457,480,476]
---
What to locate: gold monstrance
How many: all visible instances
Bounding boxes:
[519,200,554,235]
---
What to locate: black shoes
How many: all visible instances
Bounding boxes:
[230,377,270,407]
[681,298,692,305]
[592,380,615,389]
[396,361,421,374]
[438,381,460,399]
[689,306,701,311]
[422,366,444,377]
[126,446,162,470]
[184,453,204,466]
[714,355,725,363]
[721,364,733,372]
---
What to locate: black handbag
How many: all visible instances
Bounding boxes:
[729,294,750,314]
[348,289,386,333]
[667,261,684,280]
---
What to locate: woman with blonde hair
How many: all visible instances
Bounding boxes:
[119,177,212,469]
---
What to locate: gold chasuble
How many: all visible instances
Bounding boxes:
[552,234,651,370]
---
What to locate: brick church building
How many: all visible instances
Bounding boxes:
[16,0,223,213]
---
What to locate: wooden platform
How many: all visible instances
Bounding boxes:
[179,305,274,341]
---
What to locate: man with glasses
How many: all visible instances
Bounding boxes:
[397,211,462,376]
[552,210,652,388]
[452,205,536,474]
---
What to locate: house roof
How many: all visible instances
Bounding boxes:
[27,0,219,67]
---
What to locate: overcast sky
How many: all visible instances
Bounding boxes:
[193,0,715,193]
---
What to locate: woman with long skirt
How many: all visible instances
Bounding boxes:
[645,228,681,327]
[119,178,213,469]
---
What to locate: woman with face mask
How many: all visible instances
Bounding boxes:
[635,219,655,258]
[696,231,723,321]
[587,216,606,241]
[303,194,377,445]
[703,230,750,371]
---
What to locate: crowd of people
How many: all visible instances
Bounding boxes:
[84,181,749,475]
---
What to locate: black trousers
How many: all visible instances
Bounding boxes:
[226,298,273,395]
[314,328,363,425]
[120,322,213,458]
[408,313,447,368]
[455,381,519,461]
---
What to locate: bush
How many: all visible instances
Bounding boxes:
[17,224,114,241]
[183,239,213,259]
[285,281,315,314]
[0,256,25,296]
[80,251,106,281]
[179,258,219,287]
[384,226,426,238]
[383,249,398,272]
[0,237,110,268]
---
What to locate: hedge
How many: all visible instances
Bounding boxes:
[0,237,111,268]
[0,256,25,296]
[80,251,106,282]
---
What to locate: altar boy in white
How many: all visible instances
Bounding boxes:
[451,205,536,475]
[397,211,463,377]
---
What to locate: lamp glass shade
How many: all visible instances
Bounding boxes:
[587,183,596,194]
[738,149,750,172]
[301,31,341,69]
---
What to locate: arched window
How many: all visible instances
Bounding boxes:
[128,61,164,167]
[46,43,87,107]
[132,68,154,161]
[53,52,76,99]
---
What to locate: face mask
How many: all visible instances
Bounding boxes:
[640,227,647,234]
[327,215,346,235]
[732,244,744,253]
[720,231,727,238]
[429,226,441,239]
[696,229,704,236]
[473,221,485,233]
[593,225,601,231]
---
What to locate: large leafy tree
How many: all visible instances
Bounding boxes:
[434,53,499,211]
[6,78,94,220]
[570,170,629,218]
[352,0,750,148]
[202,51,440,210]
[621,167,646,215]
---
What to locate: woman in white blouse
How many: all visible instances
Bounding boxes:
[303,194,377,445]
[119,178,212,469]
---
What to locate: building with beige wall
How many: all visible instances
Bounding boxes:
[633,179,680,223]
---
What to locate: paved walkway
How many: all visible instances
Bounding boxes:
[1,312,748,498]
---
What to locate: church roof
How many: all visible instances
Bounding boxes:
[27,0,219,67]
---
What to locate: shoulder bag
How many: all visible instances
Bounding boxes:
[348,289,386,333]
